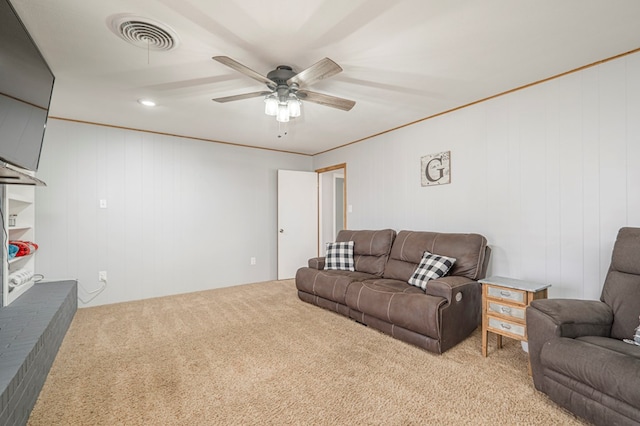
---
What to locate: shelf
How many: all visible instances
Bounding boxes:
[2,181,37,307]
[9,253,34,265]
[8,226,31,233]
[8,192,33,204]
[0,163,46,186]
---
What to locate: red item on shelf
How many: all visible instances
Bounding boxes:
[9,240,38,257]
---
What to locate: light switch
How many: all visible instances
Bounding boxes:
[99,199,107,209]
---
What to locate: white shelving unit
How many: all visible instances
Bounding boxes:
[2,185,36,306]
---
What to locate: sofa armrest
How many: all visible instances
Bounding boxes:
[308,257,325,270]
[425,276,475,303]
[526,299,613,390]
[428,276,483,353]
[528,299,613,338]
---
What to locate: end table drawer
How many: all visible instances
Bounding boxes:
[488,301,526,320]
[488,317,526,338]
[486,285,526,305]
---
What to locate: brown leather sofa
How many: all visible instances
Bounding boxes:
[526,227,640,425]
[296,229,490,354]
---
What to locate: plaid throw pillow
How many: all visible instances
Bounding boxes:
[324,241,355,271]
[408,251,456,290]
[623,316,640,346]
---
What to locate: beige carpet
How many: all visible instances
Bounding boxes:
[28,279,586,425]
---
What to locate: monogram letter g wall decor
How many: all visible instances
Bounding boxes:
[421,151,451,186]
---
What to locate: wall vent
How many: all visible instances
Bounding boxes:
[108,14,179,51]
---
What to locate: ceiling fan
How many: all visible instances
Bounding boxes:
[211,56,356,123]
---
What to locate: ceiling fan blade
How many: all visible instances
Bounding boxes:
[212,56,276,87]
[287,58,342,88]
[298,90,355,111]
[212,91,271,103]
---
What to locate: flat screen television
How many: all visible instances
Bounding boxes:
[0,0,54,179]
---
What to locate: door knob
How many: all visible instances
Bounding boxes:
[279,229,284,233]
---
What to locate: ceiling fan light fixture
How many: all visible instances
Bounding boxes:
[288,97,301,118]
[276,103,290,123]
[264,95,278,116]
[212,56,355,126]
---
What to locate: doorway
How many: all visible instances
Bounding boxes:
[316,163,347,256]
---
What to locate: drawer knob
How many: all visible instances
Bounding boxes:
[500,306,512,313]
[500,323,512,330]
[500,290,511,297]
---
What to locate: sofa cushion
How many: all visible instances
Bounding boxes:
[601,227,640,341]
[408,251,456,290]
[610,227,640,276]
[601,270,640,340]
[383,231,487,282]
[295,267,378,305]
[345,279,446,339]
[577,336,640,359]
[540,337,640,409]
[324,241,355,271]
[336,229,396,276]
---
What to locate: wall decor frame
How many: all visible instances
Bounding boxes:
[421,151,451,186]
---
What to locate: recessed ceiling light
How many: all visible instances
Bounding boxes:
[138,99,156,107]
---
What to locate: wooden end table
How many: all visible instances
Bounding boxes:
[479,276,550,373]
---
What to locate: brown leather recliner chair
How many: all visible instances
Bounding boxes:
[526,227,640,425]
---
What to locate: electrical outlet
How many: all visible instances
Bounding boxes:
[98,271,108,282]
[250,257,256,265]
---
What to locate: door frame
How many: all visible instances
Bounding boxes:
[332,173,344,238]
[316,163,347,255]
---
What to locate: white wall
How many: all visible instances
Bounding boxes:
[35,119,312,306]
[314,51,640,300]
[33,51,640,305]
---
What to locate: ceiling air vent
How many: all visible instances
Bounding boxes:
[108,14,179,51]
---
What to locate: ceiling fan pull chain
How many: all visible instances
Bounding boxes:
[277,121,288,139]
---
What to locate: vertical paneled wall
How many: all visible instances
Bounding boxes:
[35,120,312,306]
[314,51,640,299]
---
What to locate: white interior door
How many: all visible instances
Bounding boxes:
[277,170,318,279]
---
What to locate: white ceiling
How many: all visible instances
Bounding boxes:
[10,0,640,155]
